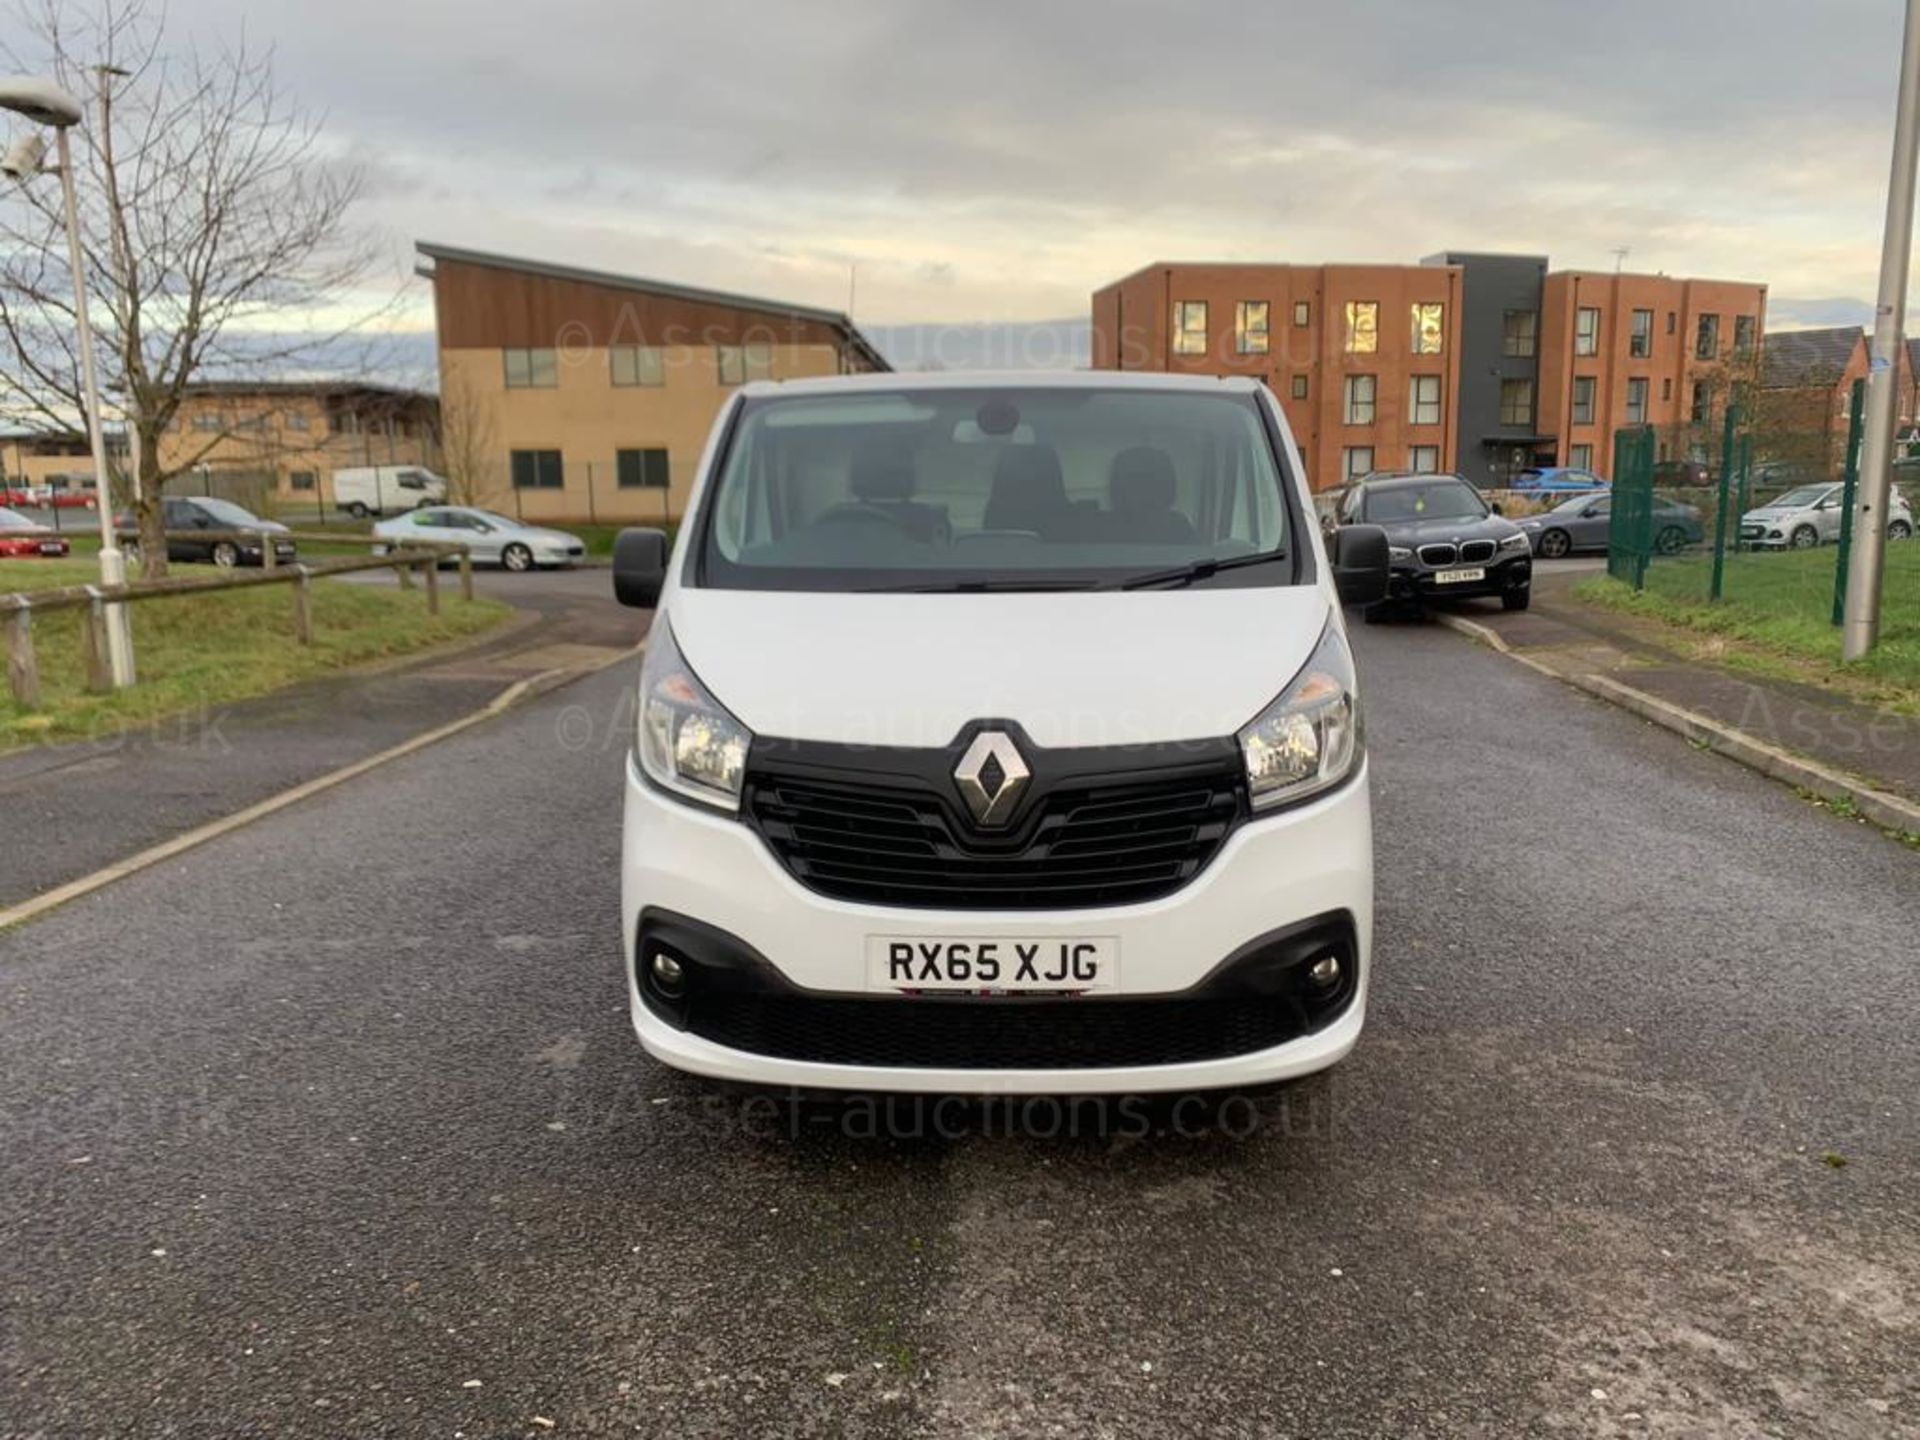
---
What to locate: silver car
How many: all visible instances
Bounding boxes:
[372,506,586,570]
[1739,482,1913,551]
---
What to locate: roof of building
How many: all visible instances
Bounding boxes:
[180,379,437,404]
[1761,325,1864,387]
[415,242,890,372]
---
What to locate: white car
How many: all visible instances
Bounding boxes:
[1739,482,1913,550]
[372,506,585,570]
[609,372,1390,1094]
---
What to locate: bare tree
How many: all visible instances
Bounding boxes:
[0,0,389,575]
[435,366,500,508]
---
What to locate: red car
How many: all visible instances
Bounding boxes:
[0,506,71,558]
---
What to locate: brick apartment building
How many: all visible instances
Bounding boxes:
[1091,262,1464,490]
[1091,255,1767,490]
[416,243,889,522]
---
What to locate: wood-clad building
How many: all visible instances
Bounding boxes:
[416,243,890,522]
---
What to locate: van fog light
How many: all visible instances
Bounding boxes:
[1307,955,1342,990]
[649,952,686,994]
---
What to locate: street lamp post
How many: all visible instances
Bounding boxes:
[0,76,134,686]
[1844,0,1920,661]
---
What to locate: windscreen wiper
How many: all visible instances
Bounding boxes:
[857,578,1106,594]
[1113,549,1290,591]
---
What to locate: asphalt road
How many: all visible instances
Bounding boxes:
[3,608,1917,1439]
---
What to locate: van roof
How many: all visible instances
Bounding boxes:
[738,371,1267,399]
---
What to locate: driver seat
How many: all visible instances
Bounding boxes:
[848,436,949,544]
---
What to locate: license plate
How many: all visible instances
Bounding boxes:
[1434,566,1485,584]
[866,936,1118,993]
[38,541,62,554]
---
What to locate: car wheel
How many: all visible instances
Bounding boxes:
[502,542,534,572]
[1538,528,1572,559]
[1655,525,1688,555]
[1790,525,1820,550]
[345,502,369,520]
[211,540,240,569]
[1890,520,1913,542]
[1502,586,1532,613]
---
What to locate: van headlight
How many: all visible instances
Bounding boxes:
[635,619,752,810]
[1237,622,1361,812]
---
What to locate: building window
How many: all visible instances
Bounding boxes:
[1667,311,1677,335]
[744,343,774,381]
[509,448,564,489]
[504,347,558,389]
[1734,315,1756,353]
[1499,378,1534,427]
[1569,443,1594,470]
[1662,377,1673,401]
[1409,375,1442,425]
[193,412,221,431]
[1691,380,1711,424]
[1292,299,1311,328]
[1696,314,1721,360]
[1289,374,1309,400]
[1172,301,1209,356]
[1342,446,1374,482]
[289,470,316,491]
[1502,309,1537,358]
[717,346,746,385]
[1408,444,1440,474]
[1574,307,1601,357]
[1572,376,1597,426]
[611,345,665,387]
[285,411,310,432]
[1410,302,1444,355]
[1626,377,1649,424]
[1344,301,1379,354]
[1234,301,1270,355]
[1343,374,1377,425]
[1630,309,1653,359]
[616,447,671,489]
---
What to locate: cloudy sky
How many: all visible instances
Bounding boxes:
[55,0,1920,361]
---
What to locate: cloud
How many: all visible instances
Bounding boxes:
[57,0,1920,330]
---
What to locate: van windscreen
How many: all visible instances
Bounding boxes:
[695,387,1297,593]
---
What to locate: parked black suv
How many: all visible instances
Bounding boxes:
[117,496,296,568]
[1327,473,1532,617]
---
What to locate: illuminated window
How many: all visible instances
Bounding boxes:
[1234,301,1270,355]
[1344,301,1378,354]
[1172,301,1209,356]
[1410,303,1444,355]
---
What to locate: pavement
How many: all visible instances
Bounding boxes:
[1435,562,1920,815]
[3,617,1917,1438]
[0,567,646,909]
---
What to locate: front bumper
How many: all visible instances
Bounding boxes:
[1386,552,1531,603]
[621,753,1372,1093]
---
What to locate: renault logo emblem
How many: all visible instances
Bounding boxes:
[953,730,1030,827]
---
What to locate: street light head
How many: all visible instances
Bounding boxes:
[0,77,84,128]
[0,131,47,181]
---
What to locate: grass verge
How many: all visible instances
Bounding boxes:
[1,558,513,749]
[1573,543,1920,710]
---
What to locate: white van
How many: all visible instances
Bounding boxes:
[331,466,447,519]
[611,373,1390,1094]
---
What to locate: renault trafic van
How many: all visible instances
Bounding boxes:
[612,373,1390,1093]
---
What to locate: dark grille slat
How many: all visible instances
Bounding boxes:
[1458,539,1497,563]
[747,754,1244,910]
[688,993,1303,1068]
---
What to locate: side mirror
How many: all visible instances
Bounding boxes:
[1489,501,1504,516]
[1330,523,1390,606]
[612,527,670,608]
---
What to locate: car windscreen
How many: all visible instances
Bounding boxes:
[194,498,263,526]
[694,387,1296,593]
[0,506,36,529]
[1768,485,1830,508]
[1360,479,1487,523]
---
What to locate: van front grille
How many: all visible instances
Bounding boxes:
[743,746,1245,911]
